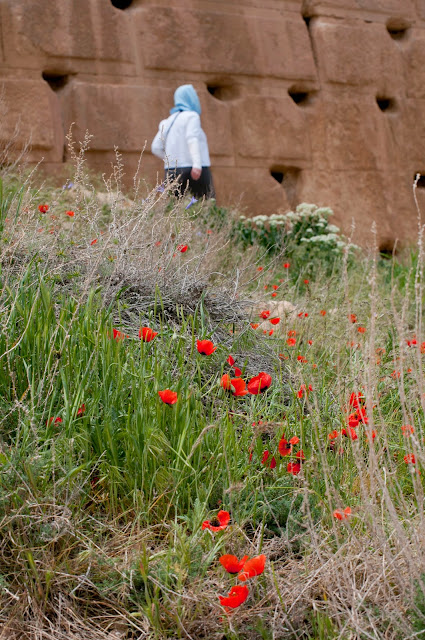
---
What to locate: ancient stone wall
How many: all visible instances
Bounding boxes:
[0,0,424,247]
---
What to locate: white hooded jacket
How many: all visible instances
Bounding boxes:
[151,110,211,170]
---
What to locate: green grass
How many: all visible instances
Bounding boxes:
[0,170,425,639]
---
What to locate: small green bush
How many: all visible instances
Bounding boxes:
[232,203,359,275]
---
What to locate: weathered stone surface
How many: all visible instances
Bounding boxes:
[404,30,425,99]
[0,0,425,247]
[0,79,63,162]
[230,96,311,164]
[60,83,169,152]
[302,0,416,20]
[311,19,403,89]
[213,167,292,214]
[1,0,135,74]
[137,7,316,80]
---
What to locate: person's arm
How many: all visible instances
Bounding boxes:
[151,126,166,160]
[186,113,202,180]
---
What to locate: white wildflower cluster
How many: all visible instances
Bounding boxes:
[238,213,287,227]
[268,213,286,226]
[234,203,359,257]
[251,215,269,226]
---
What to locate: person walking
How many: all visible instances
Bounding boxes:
[151,84,215,199]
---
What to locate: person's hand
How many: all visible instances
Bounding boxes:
[191,167,202,180]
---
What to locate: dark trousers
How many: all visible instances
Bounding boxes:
[165,166,215,199]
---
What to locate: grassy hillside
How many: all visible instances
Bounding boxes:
[0,160,425,639]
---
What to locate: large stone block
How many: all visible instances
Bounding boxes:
[311,19,403,90]
[298,169,409,247]
[403,99,425,167]
[404,30,425,99]
[137,6,316,81]
[308,94,402,172]
[302,0,416,20]
[0,78,63,162]
[194,87,234,159]
[60,82,169,153]
[1,0,135,74]
[230,96,311,164]
[213,167,292,213]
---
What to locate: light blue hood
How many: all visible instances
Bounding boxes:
[170,84,202,115]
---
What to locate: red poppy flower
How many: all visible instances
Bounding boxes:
[348,413,360,429]
[247,372,272,395]
[286,337,296,347]
[287,462,301,475]
[289,436,300,445]
[328,430,339,440]
[220,375,248,396]
[65,210,75,217]
[270,456,276,469]
[227,355,235,366]
[320,310,326,316]
[90,238,98,245]
[197,339,216,355]
[406,338,417,346]
[297,355,307,362]
[356,408,368,424]
[219,554,249,574]
[238,554,266,581]
[231,378,247,396]
[391,370,401,379]
[139,327,158,342]
[202,509,231,531]
[333,507,351,520]
[158,389,178,405]
[219,585,249,609]
[349,392,365,409]
[273,285,278,290]
[283,262,290,269]
[251,323,259,329]
[261,450,269,465]
[177,244,188,253]
[341,427,358,440]
[402,424,414,436]
[349,314,357,323]
[259,310,270,320]
[270,317,280,325]
[77,404,86,416]
[297,384,312,399]
[357,326,366,334]
[296,450,306,461]
[233,367,242,377]
[288,330,296,337]
[365,429,377,441]
[404,453,416,464]
[220,374,232,390]
[47,416,62,426]
[304,279,309,285]
[38,204,49,213]
[271,292,277,297]
[112,328,127,341]
[278,438,292,456]
[257,266,263,271]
